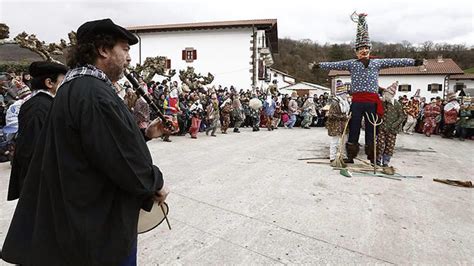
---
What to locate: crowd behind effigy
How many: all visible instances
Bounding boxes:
[0,68,473,163]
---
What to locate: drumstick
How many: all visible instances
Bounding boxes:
[160,204,172,230]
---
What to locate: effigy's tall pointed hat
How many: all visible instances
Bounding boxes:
[351,12,372,50]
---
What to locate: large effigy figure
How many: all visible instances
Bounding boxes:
[312,12,422,163]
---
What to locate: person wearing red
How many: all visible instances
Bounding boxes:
[442,91,460,138]
[312,12,422,163]
[423,98,442,137]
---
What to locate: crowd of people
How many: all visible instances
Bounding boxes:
[1,68,473,164]
[117,79,333,140]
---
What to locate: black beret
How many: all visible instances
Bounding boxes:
[77,18,138,45]
[29,61,68,78]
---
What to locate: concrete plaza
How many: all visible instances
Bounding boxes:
[0,127,472,264]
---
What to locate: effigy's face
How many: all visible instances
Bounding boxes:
[356,46,371,60]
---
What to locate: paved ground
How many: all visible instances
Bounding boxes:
[0,127,473,265]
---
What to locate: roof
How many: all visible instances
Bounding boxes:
[450,73,474,80]
[328,58,463,77]
[280,81,330,91]
[127,19,278,53]
[268,67,296,79]
[0,43,65,63]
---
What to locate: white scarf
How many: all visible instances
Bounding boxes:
[444,100,460,112]
[336,95,350,114]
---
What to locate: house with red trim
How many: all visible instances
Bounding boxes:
[126,19,278,90]
[328,56,468,100]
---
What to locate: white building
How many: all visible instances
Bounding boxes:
[448,73,474,97]
[126,19,278,90]
[266,68,296,89]
[328,57,464,100]
[280,82,330,97]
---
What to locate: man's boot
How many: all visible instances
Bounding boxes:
[346,142,359,162]
[365,144,375,164]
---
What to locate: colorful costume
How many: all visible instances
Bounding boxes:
[318,13,418,162]
[442,92,460,138]
[376,82,406,166]
[423,101,441,136]
[220,99,233,133]
[326,89,350,162]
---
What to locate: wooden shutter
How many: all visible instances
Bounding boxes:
[427,84,431,91]
[182,50,186,60]
[408,85,411,91]
[165,59,171,69]
[258,60,264,80]
[192,50,197,60]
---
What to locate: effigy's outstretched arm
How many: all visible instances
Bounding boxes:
[377,58,423,69]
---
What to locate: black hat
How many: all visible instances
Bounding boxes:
[29,61,68,78]
[76,18,138,45]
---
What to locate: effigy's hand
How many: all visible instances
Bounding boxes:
[308,62,320,70]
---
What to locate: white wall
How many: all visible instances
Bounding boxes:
[130,28,254,90]
[333,75,448,100]
[448,79,474,93]
[262,69,295,90]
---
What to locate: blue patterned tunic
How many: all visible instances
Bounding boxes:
[320,58,415,94]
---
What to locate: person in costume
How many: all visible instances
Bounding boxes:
[161,87,180,142]
[263,94,276,130]
[457,99,473,141]
[376,82,406,167]
[220,98,233,134]
[231,94,243,133]
[189,95,204,139]
[423,98,441,137]
[326,84,351,164]
[205,92,220,137]
[2,86,31,141]
[249,94,263,131]
[7,61,67,201]
[442,91,460,139]
[272,101,283,129]
[1,19,170,266]
[402,90,420,134]
[284,91,298,129]
[311,12,422,163]
[301,96,317,129]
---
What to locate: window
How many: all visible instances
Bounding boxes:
[398,84,411,92]
[427,83,442,93]
[454,83,465,92]
[181,48,197,63]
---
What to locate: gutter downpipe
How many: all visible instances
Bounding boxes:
[252,25,257,88]
[134,31,142,65]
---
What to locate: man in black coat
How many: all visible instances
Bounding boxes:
[7,61,68,201]
[2,18,170,265]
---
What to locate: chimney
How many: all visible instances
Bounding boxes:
[419,59,427,72]
[437,55,444,63]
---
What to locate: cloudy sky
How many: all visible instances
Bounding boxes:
[1,0,473,46]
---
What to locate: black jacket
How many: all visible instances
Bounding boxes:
[8,92,53,201]
[2,76,163,265]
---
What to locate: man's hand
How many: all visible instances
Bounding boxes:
[145,117,174,139]
[153,184,170,205]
